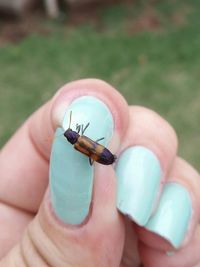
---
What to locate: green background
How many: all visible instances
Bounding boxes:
[0,0,199,169]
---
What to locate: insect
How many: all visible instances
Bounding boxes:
[63,111,117,165]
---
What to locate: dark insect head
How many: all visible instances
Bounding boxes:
[99,148,117,165]
[64,129,79,144]
[63,111,79,144]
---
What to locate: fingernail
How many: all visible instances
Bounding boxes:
[145,183,192,248]
[50,96,114,225]
[166,251,175,257]
[116,146,161,225]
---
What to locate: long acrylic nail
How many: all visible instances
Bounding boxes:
[116,146,162,225]
[145,183,192,248]
[50,96,114,225]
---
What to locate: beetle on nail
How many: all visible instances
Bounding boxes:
[63,111,117,165]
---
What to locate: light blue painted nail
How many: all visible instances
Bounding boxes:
[166,251,175,257]
[116,146,161,226]
[50,96,114,225]
[145,183,192,248]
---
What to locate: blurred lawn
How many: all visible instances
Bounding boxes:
[0,0,199,169]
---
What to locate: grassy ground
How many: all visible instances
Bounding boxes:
[0,0,199,169]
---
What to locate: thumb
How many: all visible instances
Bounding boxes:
[1,79,128,267]
[2,166,124,267]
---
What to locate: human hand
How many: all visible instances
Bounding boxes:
[0,79,199,267]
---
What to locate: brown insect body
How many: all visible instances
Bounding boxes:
[74,135,101,160]
[64,128,116,165]
[74,135,116,165]
[63,111,116,165]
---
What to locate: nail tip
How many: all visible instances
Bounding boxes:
[116,146,162,227]
[117,203,149,226]
[145,183,192,249]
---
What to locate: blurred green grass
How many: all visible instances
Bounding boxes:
[0,0,199,169]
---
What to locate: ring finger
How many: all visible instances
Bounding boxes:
[139,157,200,267]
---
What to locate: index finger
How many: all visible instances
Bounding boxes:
[0,79,128,213]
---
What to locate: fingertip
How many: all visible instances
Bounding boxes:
[136,157,200,252]
[138,226,200,267]
[51,78,129,139]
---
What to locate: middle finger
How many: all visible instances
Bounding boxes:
[116,105,178,226]
[116,105,178,265]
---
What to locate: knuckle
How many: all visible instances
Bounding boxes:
[128,106,178,170]
[130,105,178,149]
[172,157,200,204]
[20,219,67,267]
[20,226,51,267]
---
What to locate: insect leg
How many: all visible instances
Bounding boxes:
[89,157,94,166]
[76,123,81,134]
[82,122,90,135]
[96,137,105,143]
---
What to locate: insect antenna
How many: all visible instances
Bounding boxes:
[69,110,72,129]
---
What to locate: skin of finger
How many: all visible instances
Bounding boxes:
[119,106,178,173]
[139,226,200,267]
[0,79,128,213]
[0,203,32,259]
[120,218,141,267]
[194,261,200,267]
[137,157,200,251]
[1,166,125,267]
